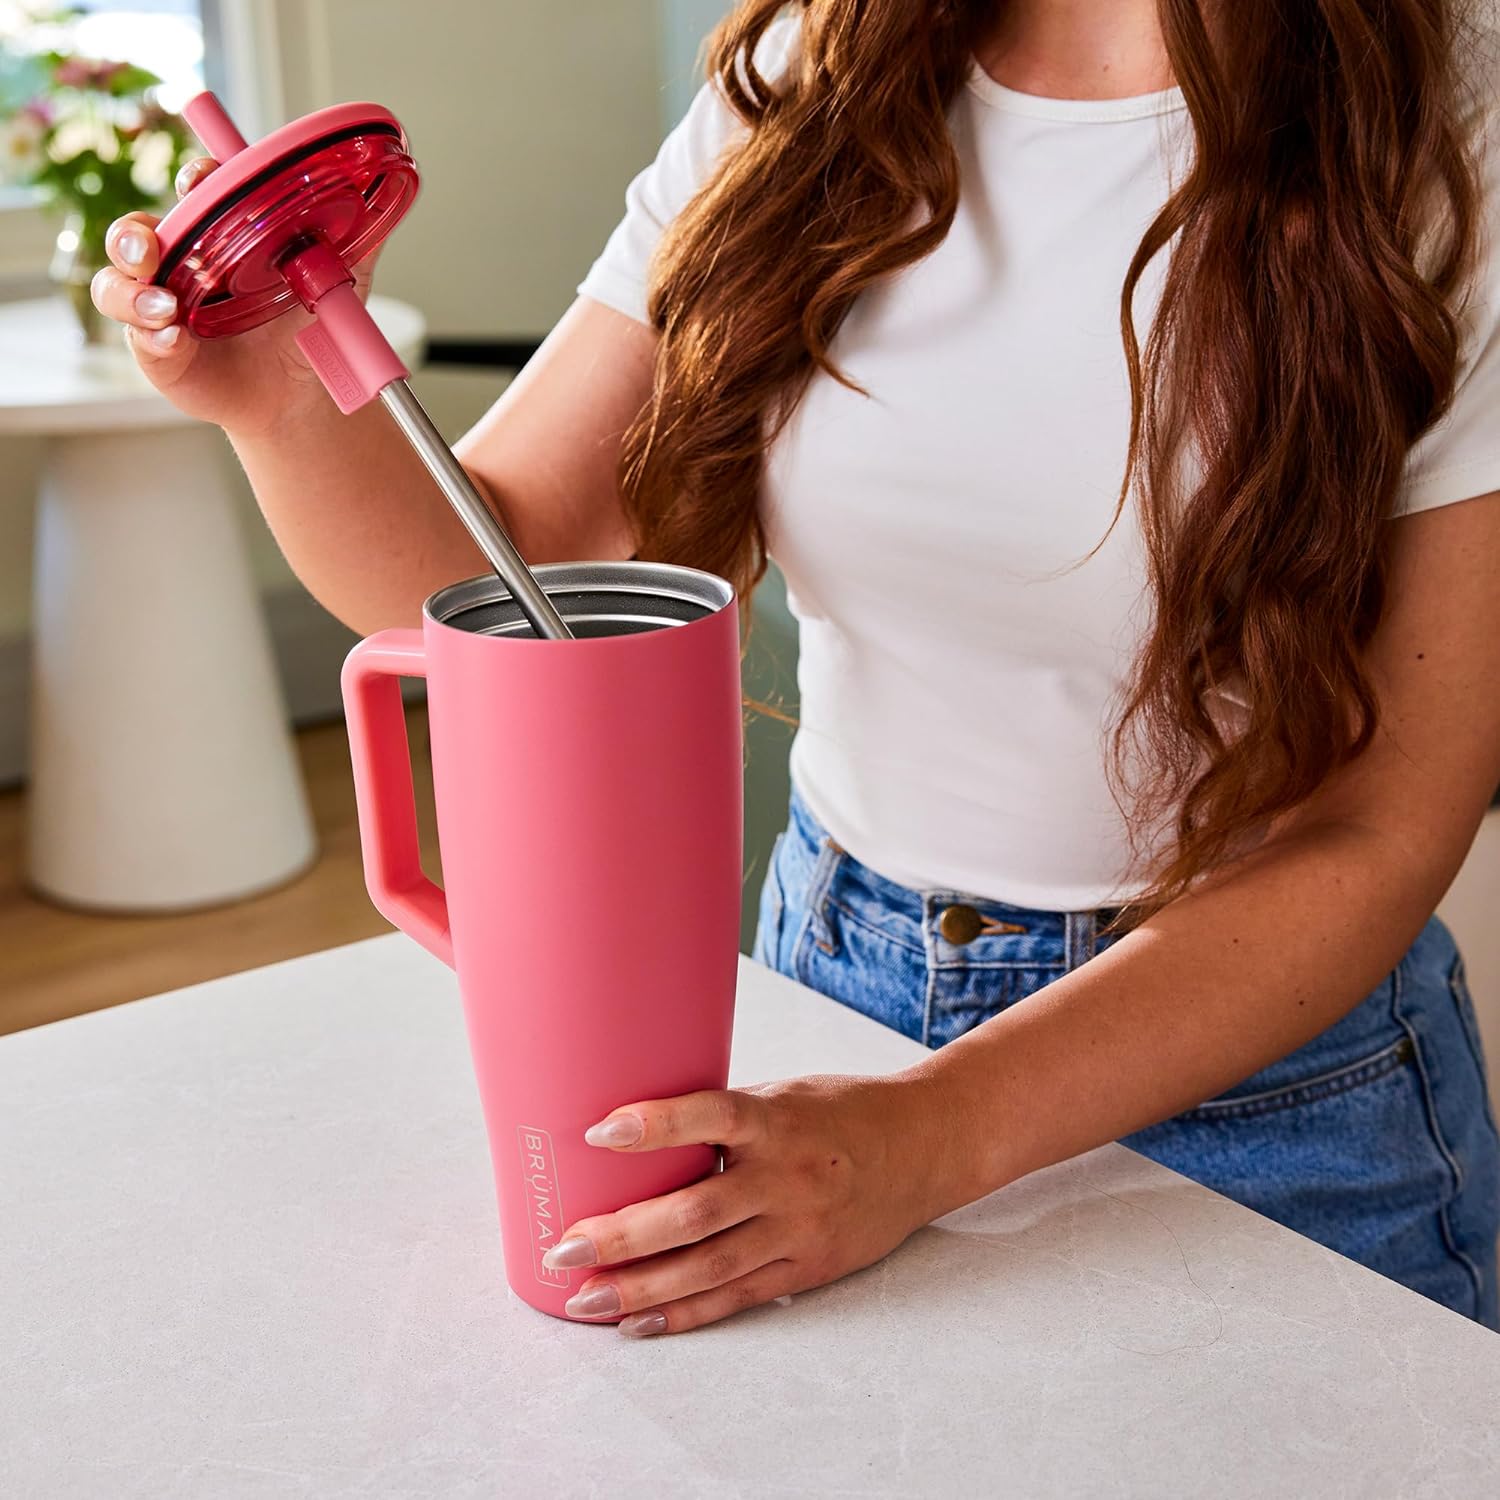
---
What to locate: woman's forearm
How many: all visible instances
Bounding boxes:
[227,298,655,636]
[225,391,493,636]
[902,815,1457,1219]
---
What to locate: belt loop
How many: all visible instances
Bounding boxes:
[1064,909,1095,971]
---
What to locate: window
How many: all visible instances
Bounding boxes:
[0,1,207,281]
[1,1,204,112]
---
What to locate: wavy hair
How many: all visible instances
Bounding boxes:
[619,0,1486,916]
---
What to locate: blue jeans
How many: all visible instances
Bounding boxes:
[752,781,1500,1329]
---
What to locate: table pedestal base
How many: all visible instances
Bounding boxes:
[26,423,316,911]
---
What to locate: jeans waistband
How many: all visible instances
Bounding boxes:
[785,779,1144,935]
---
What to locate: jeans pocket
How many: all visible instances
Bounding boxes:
[1129,926,1500,1327]
[1125,1044,1491,1323]
[1180,972,1406,1119]
[794,891,929,1043]
[1178,1034,1415,1120]
[750,831,787,971]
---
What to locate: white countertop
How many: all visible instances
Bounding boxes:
[3,935,1497,1497]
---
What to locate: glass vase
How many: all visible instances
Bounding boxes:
[49,211,114,346]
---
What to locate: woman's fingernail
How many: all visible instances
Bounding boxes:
[619,1310,668,1338]
[148,325,180,352]
[116,229,147,266]
[565,1284,622,1320]
[134,288,176,321]
[541,1236,597,1271]
[584,1114,642,1148]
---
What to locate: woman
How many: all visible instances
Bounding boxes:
[95,0,1500,1334]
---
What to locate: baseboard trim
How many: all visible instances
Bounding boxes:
[0,585,400,790]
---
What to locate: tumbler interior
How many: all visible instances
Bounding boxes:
[426,561,735,641]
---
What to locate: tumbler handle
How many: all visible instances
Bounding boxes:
[340,629,453,967]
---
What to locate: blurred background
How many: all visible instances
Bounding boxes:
[0,0,796,1033]
[0,3,1493,1126]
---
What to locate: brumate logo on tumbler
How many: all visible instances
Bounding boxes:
[518,1126,569,1286]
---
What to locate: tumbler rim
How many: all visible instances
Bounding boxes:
[423,560,736,640]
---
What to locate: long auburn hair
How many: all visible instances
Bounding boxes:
[619,0,1487,916]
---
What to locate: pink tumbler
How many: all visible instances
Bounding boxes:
[342,562,743,1319]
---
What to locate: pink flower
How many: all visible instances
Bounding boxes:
[53,57,128,91]
[21,99,53,127]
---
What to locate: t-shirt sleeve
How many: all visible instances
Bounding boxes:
[1392,103,1500,516]
[576,17,800,327]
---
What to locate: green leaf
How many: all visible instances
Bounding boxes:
[104,64,163,98]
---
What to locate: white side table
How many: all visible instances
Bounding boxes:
[0,294,426,912]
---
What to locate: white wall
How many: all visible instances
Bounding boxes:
[239,0,668,592]
[269,0,664,339]
[660,0,731,121]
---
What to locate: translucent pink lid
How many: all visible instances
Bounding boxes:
[152,101,419,337]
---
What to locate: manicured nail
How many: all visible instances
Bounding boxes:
[134,288,176,321]
[148,324,180,352]
[619,1310,668,1338]
[565,1284,621,1319]
[584,1114,642,1148]
[116,229,147,266]
[541,1235,597,1271]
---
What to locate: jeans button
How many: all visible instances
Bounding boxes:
[938,903,984,945]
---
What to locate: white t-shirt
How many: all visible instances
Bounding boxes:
[578,22,1500,911]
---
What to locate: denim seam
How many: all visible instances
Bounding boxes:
[1390,952,1486,1319]
[764,833,786,969]
[787,844,830,988]
[920,897,940,1050]
[1448,953,1500,1144]
[787,899,815,987]
[1065,911,1095,973]
[801,838,845,965]
[929,956,1068,973]
[1177,1036,1414,1120]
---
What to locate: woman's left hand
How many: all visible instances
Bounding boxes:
[542,1073,941,1336]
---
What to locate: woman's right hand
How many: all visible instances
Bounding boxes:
[90,155,378,436]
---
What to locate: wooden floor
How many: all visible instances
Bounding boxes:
[0,705,439,1036]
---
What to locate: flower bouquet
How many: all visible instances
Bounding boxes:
[1,33,196,341]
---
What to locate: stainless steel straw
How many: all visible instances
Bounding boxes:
[380,383,574,641]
